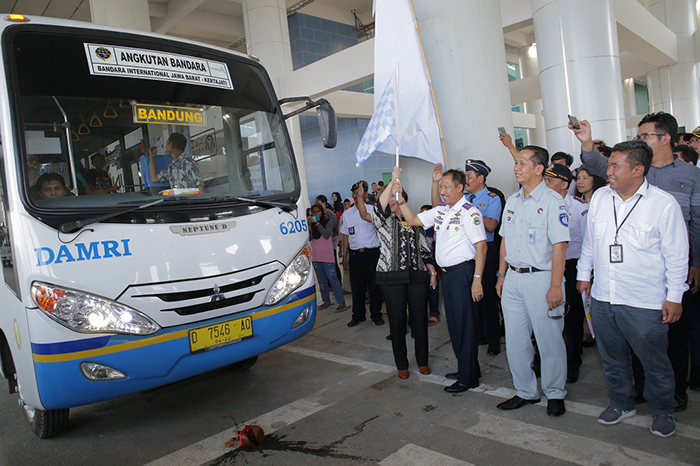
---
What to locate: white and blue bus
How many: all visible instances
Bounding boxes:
[0,14,336,438]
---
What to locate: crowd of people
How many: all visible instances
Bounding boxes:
[308,111,700,439]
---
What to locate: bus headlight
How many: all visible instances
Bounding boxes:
[264,246,312,306]
[31,282,160,335]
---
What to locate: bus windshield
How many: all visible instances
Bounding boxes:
[6,26,298,213]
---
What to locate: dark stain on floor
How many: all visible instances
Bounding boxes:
[210,415,380,465]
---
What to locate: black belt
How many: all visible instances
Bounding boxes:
[509,265,544,274]
[441,260,474,273]
[350,247,378,253]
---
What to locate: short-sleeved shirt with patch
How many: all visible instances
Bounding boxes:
[466,187,502,243]
[417,196,487,267]
[565,194,588,260]
[499,181,570,270]
[157,155,203,189]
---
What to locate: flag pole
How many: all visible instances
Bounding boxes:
[395,62,400,201]
[408,0,447,165]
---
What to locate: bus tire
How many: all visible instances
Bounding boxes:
[23,403,69,439]
[229,356,258,372]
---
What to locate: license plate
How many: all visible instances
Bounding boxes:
[188,316,253,353]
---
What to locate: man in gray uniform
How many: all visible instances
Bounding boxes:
[496,146,570,417]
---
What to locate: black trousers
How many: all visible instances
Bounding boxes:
[564,258,585,372]
[442,261,481,386]
[632,289,691,396]
[381,283,429,370]
[349,248,382,321]
[476,240,502,346]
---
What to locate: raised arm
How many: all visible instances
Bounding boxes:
[431,163,442,207]
[379,167,401,212]
[498,132,519,161]
[395,179,424,227]
[148,146,162,183]
[354,183,373,223]
[569,119,607,179]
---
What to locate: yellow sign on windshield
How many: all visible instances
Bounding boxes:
[133,104,206,127]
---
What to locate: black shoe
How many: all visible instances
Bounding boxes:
[497,395,540,410]
[347,317,366,327]
[444,381,477,393]
[445,372,459,380]
[634,391,646,405]
[487,344,501,356]
[373,317,385,326]
[675,393,688,413]
[566,369,579,384]
[547,399,566,417]
[385,334,391,340]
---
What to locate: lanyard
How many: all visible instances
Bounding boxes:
[612,194,642,244]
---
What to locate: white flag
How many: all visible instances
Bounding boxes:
[364,0,444,165]
[355,69,398,166]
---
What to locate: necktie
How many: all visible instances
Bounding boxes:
[467,194,475,203]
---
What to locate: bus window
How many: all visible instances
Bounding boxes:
[6,28,298,226]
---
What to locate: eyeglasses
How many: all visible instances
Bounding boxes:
[634,132,664,141]
[547,303,570,320]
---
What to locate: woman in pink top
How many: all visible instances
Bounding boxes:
[309,204,349,312]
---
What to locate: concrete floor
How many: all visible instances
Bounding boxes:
[1,295,699,466]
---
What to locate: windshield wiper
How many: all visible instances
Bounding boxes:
[59,199,165,233]
[229,196,296,212]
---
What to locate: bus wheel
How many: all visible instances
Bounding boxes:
[229,356,258,372]
[22,402,69,439]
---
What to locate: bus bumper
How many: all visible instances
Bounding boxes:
[30,287,316,409]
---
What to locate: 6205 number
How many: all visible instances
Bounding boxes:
[280,220,307,235]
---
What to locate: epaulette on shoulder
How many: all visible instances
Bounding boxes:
[488,192,497,197]
[574,196,587,204]
[462,202,473,209]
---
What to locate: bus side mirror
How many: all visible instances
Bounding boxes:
[279,97,338,149]
[316,99,337,149]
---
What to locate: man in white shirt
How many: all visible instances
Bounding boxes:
[397,165,487,393]
[577,140,689,438]
[340,180,384,327]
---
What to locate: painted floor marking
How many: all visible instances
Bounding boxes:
[379,444,477,466]
[465,412,694,466]
[283,345,700,441]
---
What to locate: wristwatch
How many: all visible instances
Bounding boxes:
[496,272,506,278]
[397,200,406,206]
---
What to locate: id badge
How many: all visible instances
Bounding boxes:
[528,229,535,244]
[609,244,623,263]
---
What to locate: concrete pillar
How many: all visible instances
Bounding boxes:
[518,45,547,148]
[400,0,517,197]
[89,0,151,31]
[622,78,638,140]
[242,0,309,204]
[645,0,700,130]
[532,0,625,155]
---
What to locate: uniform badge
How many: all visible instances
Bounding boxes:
[537,207,544,214]
[349,226,355,235]
[455,227,459,231]
[559,205,567,211]
[473,216,481,226]
[559,213,569,227]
